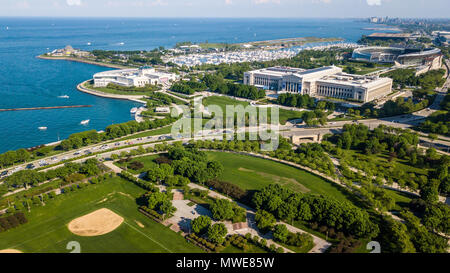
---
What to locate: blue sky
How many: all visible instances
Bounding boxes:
[1,0,449,18]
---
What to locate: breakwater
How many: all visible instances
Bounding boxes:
[0,105,92,112]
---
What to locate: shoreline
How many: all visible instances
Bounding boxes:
[36,55,132,70]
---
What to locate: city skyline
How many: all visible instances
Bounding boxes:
[1,0,449,18]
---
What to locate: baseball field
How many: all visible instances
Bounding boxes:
[0,176,203,253]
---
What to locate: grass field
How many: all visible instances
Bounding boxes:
[278,240,314,253]
[222,244,268,253]
[114,154,159,174]
[202,96,304,125]
[206,152,353,203]
[0,176,202,253]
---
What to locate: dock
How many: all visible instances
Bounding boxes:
[0,105,92,112]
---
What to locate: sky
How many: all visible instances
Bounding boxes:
[0,0,449,18]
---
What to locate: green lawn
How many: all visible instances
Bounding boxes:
[206,152,353,203]
[0,176,202,253]
[113,126,173,142]
[278,240,314,253]
[222,244,268,253]
[385,189,415,211]
[114,155,159,174]
[202,96,305,125]
[84,82,154,96]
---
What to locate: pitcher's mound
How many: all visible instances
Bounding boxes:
[68,208,124,237]
[0,249,22,253]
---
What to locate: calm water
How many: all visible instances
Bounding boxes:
[0,18,377,153]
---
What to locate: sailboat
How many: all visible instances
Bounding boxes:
[80,119,90,125]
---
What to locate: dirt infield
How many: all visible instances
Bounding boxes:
[68,208,124,237]
[0,249,23,253]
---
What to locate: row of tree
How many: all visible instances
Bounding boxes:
[202,73,266,100]
[275,93,335,111]
[3,159,101,189]
[252,184,379,238]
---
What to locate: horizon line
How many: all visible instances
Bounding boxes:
[0,16,449,20]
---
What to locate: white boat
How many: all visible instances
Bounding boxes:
[130,107,138,114]
[80,119,90,125]
[38,127,47,130]
[87,42,92,46]
[58,95,70,99]
[118,42,125,45]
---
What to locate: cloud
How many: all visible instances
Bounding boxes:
[106,0,168,7]
[252,0,281,4]
[366,0,382,6]
[66,0,82,6]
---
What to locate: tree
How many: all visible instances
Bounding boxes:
[160,200,176,219]
[210,199,235,221]
[273,224,289,243]
[420,180,440,204]
[378,218,416,253]
[191,215,212,234]
[207,223,228,244]
[255,210,276,233]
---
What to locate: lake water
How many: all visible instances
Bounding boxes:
[0,18,378,153]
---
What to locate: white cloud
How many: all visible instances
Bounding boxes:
[66,0,82,6]
[106,0,167,8]
[252,0,281,4]
[366,0,382,6]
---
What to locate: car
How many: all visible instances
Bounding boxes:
[39,160,48,167]
[26,164,35,169]
[115,143,120,146]
[1,171,8,176]
[74,152,80,156]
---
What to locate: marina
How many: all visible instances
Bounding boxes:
[165,42,360,67]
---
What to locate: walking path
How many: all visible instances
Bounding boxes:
[187,183,331,253]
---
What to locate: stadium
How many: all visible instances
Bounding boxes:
[352,46,443,67]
